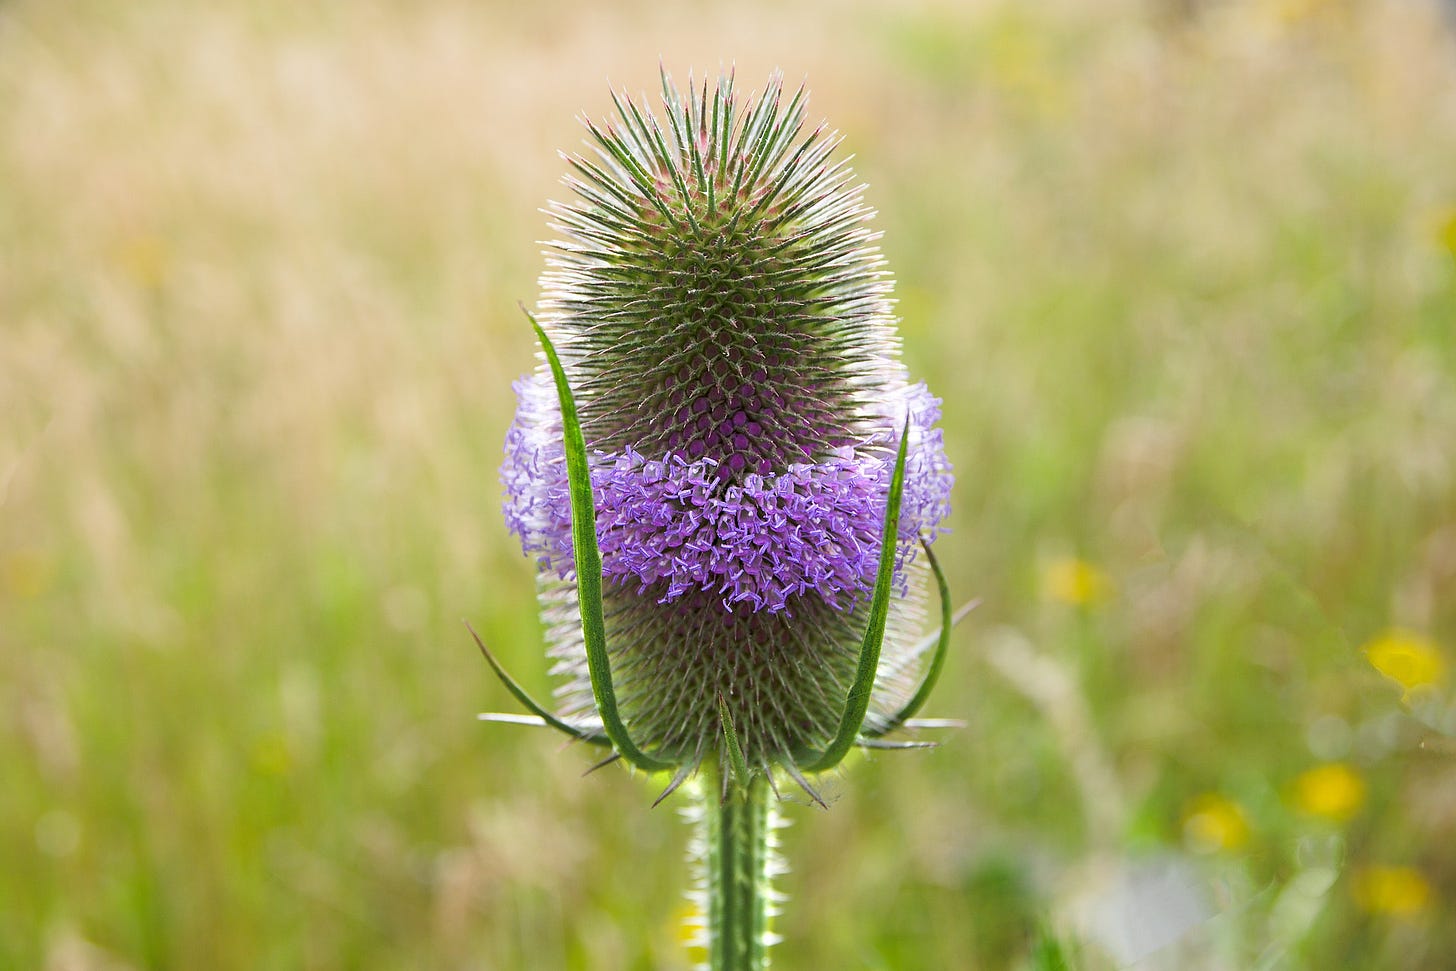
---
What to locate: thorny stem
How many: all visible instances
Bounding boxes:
[698,766,775,971]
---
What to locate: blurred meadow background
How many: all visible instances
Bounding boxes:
[4,0,1456,967]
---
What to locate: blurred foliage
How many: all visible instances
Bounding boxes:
[3,0,1456,968]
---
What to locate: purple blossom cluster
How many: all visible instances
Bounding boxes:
[502,376,952,615]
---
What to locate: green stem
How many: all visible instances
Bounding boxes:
[700,767,775,971]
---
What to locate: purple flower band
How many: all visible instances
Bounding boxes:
[502,375,951,615]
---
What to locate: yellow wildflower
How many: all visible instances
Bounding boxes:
[1438,208,1456,260]
[1183,794,1251,854]
[1353,866,1432,920]
[1290,763,1365,822]
[114,233,170,291]
[1044,557,1114,607]
[1364,629,1447,702]
[2,549,54,600]
[1267,0,1343,26]
[673,900,708,965]
[249,734,294,777]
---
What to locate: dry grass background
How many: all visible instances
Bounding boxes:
[4,0,1456,968]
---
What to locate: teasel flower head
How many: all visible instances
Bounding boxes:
[489,68,956,800]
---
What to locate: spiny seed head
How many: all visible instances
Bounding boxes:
[502,68,953,777]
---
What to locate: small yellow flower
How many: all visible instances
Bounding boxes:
[1353,866,1432,919]
[2,549,54,600]
[1290,762,1366,822]
[673,900,708,965]
[1043,557,1114,607]
[1183,794,1251,854]
[1267,0,1340,26]
[1364,629,1447,702]
[113,234,170,291]
[1438,208,1456,260]
[249,734,294,777]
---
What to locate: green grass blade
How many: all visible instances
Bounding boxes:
[466,621,610,746]
[797,418,910,774]
[861,539,952,739]
[527,311,676,773]
[1029,922,1074,971]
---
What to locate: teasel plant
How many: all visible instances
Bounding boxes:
[474,67,968,970]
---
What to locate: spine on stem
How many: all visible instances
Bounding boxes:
[689,768,780,971]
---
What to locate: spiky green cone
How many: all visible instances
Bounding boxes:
[501,68,954,785]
